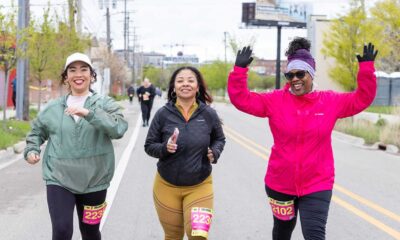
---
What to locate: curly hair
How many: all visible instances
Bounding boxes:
[285,37,311,57]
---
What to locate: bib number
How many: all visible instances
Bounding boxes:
[191,207,213,238]
[269,198,295,221]
[82,202,107,225]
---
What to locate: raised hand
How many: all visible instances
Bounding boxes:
[357,43,378,62]
[64,106,89,117]
[235,46,254,68]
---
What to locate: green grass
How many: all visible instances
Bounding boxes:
[0,120,31,150]
[334,118,380,145]
[110,94,129,101]
[365,106,397,114]
[29,108,38,119]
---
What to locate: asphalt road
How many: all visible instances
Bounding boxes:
[0,97,399,240]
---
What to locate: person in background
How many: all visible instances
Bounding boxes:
[228,37,378,240]
[24,52,128,240]
[127,84,135,104]
[156,87,162,98]
[11,77,16,110]
[145,66,226,240]
[137,78,156,127]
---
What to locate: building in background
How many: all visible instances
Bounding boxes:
[307,15,342,91]
[142,51,165,68]
[163,51,199,68]
[250,59,287,76]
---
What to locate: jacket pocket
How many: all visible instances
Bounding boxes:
[44,154,113,193]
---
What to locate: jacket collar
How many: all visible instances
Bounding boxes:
[283,82,320,103]
[165,99,207,117]
[61,90,100,107]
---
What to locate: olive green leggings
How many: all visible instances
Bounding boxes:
[153,173,214,240]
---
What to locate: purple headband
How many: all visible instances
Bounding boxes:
[287,49,315,70]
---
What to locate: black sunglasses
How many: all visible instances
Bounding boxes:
[284,70,307,80]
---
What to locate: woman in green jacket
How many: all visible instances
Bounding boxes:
[24,52,128,240]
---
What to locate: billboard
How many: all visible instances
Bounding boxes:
[242,0,311,28]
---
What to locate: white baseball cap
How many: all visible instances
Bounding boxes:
[64,52,93,70]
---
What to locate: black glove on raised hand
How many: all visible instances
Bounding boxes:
[235,46,254,68]
[357,43,378,62]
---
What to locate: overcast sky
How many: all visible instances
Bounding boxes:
[17,0,378,62]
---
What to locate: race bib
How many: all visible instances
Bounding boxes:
[191,207,213,238]
[82,202,107,225]
[269,198,295,221]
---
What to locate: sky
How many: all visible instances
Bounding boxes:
[7,0,378,62]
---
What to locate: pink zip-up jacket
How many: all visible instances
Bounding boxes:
[228,62,376,196]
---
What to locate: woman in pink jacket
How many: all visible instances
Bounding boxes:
[228,37,378,240]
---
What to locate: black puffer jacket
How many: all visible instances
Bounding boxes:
[144,101,225,186]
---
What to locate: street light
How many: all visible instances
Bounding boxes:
[0,28,17,125]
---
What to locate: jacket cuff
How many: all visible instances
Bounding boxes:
[211,149,220,164]
[359,61,375,69]
[160,142,171,159]
[233,65,249,73]
[24,150,39,160]
[84,109,95,122]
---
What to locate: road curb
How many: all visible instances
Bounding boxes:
[332,131,366,146]
[0,141,26,168]
[333,131,399,155]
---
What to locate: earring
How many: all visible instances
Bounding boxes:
[171,91,177,98]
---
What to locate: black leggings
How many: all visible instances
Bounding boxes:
[140,101,153,123]
[265,185,332,240]
[47,185,107,240]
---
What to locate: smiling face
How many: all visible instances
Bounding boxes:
[285,69,313,96]
[65,61,92,96]
[174,69,199,101]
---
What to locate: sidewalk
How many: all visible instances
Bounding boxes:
[1,107,16,119]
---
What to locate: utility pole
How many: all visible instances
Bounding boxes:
[131,27,137,85]
[106,7,111,53]
[275,25,282,89]
[76,0,82,33]
[124,0,128,63]
[16,0,29,120]
[224,32,228,65]
[126,13,130,68]
[224,31,228,98]
[68,0,76,32]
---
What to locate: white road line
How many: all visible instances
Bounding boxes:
[99,113,142,231]
[0,156,22,170]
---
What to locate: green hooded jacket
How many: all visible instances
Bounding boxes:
[24,92,128,194]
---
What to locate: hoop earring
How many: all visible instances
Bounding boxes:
[171,91,177,98]
[196,91,200,98]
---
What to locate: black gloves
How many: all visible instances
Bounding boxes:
[235,46,254,68]
[357,43,378,62]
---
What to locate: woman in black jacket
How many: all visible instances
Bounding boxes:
[145,66,225,240]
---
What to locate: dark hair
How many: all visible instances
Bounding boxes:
[285,37,311,57]
[60,63,97,87]
[167,66,213,104]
